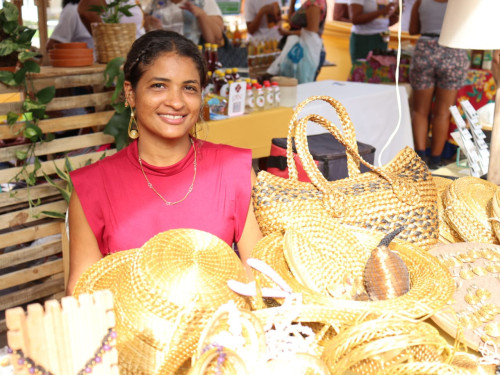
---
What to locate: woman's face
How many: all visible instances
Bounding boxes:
[126,52,202,142]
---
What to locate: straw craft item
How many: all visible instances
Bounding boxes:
[321,317,452,374]
[253,96,439,250]
[251,226,455,320]
[443,176,499,244]
[430,242,500,353]
[91,23,136,63]
[74,229,250,375]
[364,226,410,301]
[490,189,500,242]
[433,176,463,244]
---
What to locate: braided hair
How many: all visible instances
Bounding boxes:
[124,30,208,90]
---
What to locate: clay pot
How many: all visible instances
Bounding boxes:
[49,48,93,59]
[55,42,89,49]
[49,56,93,67]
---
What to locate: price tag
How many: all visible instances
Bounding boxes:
[469,162,481,177]
[450,106,467,130]
[227,82,246,117]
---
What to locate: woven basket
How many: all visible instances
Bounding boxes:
[91,22,136,63]
[443,176,498,244]
[490,189,500,242]
[433,176,463,244]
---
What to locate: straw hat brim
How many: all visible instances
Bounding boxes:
[443,176,498,244]
[433,176,463,244]
[251,227,454,320]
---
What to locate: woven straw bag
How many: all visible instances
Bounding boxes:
[433,176,463,244]
[91,23,136,63]
[442,176,499,244]
[253,96,439,250]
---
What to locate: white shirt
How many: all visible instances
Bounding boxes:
[244,0,281,41]
[349,0,390,35]
[50,3,94,49]
[117,0,145,38]
[149,0,222,44]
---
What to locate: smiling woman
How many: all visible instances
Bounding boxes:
[66,30,263,295]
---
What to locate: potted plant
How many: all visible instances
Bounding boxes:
[0,2,37,72]
[88,0,138,63]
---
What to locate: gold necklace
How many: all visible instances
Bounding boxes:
[138,139,197,206]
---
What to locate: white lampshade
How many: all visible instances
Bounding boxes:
[439,0,500,50]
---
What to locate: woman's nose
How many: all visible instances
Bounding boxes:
[164,88,184,109]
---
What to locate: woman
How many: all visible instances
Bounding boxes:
[348,0,399,63]
[66,30,262,295]
[144,0,224,45]
[278,0,327,80]
[46,0,94,51]
[409,0,469,169]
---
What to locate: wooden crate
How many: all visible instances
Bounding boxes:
[0,65,117,337]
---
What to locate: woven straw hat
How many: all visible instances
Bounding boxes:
[251,223,454,320]
[74,229,250,375]
[443,176,498,244]
[490,189,500,242]
[433,176,463,244]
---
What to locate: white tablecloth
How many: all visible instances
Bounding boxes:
[295,80,413,166]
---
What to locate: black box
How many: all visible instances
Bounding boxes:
[264,132,376,182]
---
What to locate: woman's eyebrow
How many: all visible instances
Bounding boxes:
[149,77,200,85]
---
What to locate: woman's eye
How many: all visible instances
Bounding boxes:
[185,85,199,92]
[151,83,165,89]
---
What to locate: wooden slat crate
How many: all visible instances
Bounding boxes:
[0,65,117,339]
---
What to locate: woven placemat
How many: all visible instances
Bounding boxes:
[430,242,500,352]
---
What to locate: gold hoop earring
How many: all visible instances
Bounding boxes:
[128,107,139,139]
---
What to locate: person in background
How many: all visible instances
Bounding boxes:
[278,0,327,80]
[46,0,94,51]
[78,0,145,39]
[144,0,224,45]
[399,0,416,32]
[348,0,399,63]
[333,0,350,22]
[244,0,281,42]
[409,0,469,170]
[66,30,262,295]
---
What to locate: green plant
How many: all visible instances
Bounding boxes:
[0,1,56,211]
[102,56,132,150]
[89,0,137,24]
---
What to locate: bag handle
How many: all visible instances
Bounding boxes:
[294,113,419,215]
[287,96,362,181]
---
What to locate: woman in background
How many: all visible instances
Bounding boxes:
[46,0,93,51]
[66,30,262,295]
[409,0,469,169]
[348,0,399,63]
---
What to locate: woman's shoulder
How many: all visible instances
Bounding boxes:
[199,140,251,158]
[70,145,131,179]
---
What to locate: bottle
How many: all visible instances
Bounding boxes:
[224,68,233,82]
[214,70,227,95]
[245,83,254,114]
[263,80,273,110]
[231,67,240,81]
[482,50,493,70]
[233,22,242,47]
[204,71,215,96]
[471,50,484,69]
[254,84,265,111]
[271,81,280,107]
[204,43,212,71]
[210,44,222,72]
[220,79,232,98]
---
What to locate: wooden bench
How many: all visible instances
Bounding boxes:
[0,65,116,339]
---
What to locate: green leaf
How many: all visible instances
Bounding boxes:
[3,2,19,22]
[23,126,39,140]
[0,39,18,56]
[41,211,66,219]
[36,85,56,104]
[104,109,130,150]
[0,70,16,86]
[112,101,126,114]
[3,20,19,35]
[104,57,125,87]
[7,111,19,125]
[17,27,36,45]
[34,156,41,172]
[18,50,38,62]
[23,59,40,73]
[15,150,27,160]
[44,133,55,142]
[23,97,45,111]
[27,172,36,186]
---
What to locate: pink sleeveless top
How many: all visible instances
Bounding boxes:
[70,139,252,255]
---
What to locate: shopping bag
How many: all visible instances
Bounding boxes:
[267,30,322,83]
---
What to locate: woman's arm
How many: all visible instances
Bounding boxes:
[78,0,105,33]
[236,169,263,281]
[349,3,388,25]
[246,2,280,36]
[408,0,421,35]
[279,3,321,36]
[181,1,223,44]
[66,191,103,296]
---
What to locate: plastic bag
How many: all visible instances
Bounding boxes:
[267,30,322,83]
